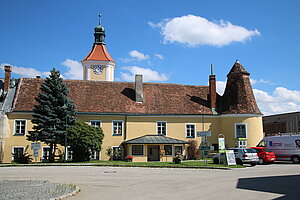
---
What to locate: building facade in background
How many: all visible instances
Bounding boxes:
[263,112,300,136]
[0,21,264,163]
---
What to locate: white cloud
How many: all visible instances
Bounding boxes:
[129,50,149,61]
[150,14,260,47]
[216,81,226,95]
[250,78,271,85]
[61,59,83,80]
[0,63,46,78]
[120,66,168,82]
[154,53,164,60]
[253,87,300,115]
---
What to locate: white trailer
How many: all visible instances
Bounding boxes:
[257,135,300,163]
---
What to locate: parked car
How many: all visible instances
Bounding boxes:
[212,148,259,166]
[257,135,300,164]
[250,147,276,164]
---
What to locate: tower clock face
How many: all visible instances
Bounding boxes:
[93,65,103,75]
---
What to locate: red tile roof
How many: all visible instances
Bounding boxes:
[12,78,213,115]
[82,44,115,62]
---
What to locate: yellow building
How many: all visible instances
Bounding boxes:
[0,21,263,163]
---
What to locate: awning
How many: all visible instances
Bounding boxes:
[123,135,190,144]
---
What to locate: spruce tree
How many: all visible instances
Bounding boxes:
[27,68,76,162]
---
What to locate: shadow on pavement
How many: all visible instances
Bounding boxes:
[236,175,300,199]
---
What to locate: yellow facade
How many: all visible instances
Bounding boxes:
[0,112,263,163]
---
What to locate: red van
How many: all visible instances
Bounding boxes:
[251,147,276,164]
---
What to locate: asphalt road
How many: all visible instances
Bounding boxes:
[1,163,300,200]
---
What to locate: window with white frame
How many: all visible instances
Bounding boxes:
[186,124,195,138]
[90,120,102,127]
[12,147,24,161]
[42,147,50,161]
[157,122,167,136]
[67,147,73,161]
[14,120,26,135]
[90,150,100,160]
[113,121,123,136]
[235,124,247,138]
[132,145,143,156]
[112,146,122,160]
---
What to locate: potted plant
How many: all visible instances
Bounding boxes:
[125,155,133,162]
[173,154,183,164]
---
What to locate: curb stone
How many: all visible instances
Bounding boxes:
[52,186,80,200]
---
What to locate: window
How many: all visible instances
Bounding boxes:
[174,146,183,155]
[12,147,24,161]
[164,145,172,155]
[67,147,73,161]
[235,124,247,138]
[132,145,143,156]
[42,147,50,161]
[14,120,26,135]
[113,121,123,136]
[90,150,100,160]
[90,120,102,127]
[186,124,195,138]
[157,122,167,136]
[112,147,122,160]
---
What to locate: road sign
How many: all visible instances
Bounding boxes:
[197,131,211,137]
[31,143,41,150]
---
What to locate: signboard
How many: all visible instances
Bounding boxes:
[197,131,212,137]
[33,149,39,157]
[31,143,41,150]
[218,137,225,151]
[225,150,236,165]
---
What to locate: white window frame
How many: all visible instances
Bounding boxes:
[112,146,123,160]
[112,120,124,136]
[42,146,50,160]
[234,123,248,139]
[131,145,144,156]
[13,119,26,136]
[174,145,184,156]
[66,146,73,161]
[156,121,167,136]
[90,150,100,160]
[11,146,24,161]
[185,123,196,138]
[90,120,102,127]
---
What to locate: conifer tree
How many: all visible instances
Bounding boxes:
[27,68,76,162]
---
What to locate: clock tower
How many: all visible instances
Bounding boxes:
[81,16,116,81]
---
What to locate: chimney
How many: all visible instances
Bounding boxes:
[209,64,217,113]
[4,65,12,93]
[135,74,143,103]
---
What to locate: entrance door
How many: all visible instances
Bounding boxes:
[148,145,160,161]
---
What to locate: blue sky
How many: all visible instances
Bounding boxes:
[1,0,300,115]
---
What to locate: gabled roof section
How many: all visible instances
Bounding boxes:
[82,44,115,62]
[12,78,213,115]
[123,135,189,144]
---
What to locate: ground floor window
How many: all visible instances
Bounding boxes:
[12,147,24,161]
[164,145,172,155]
[90,150,100,160]
[132,145,143,156]
[113,147,122,160]
[67,147,73,161]
[42,147,50,161]
[235,123,247,139]
[174,146,183,155]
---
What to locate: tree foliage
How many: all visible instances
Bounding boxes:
[27,68,76,162]
[186,140,201,160]
[67,120,104,162]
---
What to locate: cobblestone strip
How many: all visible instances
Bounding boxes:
[0,180,79,200]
